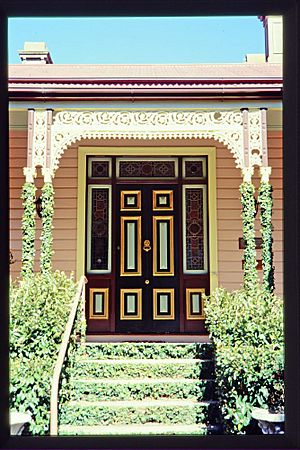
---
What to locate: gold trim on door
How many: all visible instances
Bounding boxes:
[120,190,141,211]
[120,289,142,320]
[152,190,174,211]
[153,216,174,276]
[186,288,205,320]
[120,216,142,276]
[89,288,109,320]
[153,289,175,320]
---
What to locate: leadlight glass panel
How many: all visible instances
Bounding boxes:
[183,187,207,273]
[88,158,111,178]
[183,157,206,178]
[117,158,177,178]
[89,187,111,272]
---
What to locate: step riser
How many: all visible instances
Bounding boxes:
[82,343,213,360]
[68,380,216,402]
[59,404,213,426]
[71,360,214,380]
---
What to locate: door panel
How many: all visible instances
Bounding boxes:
[116,185,179,333]
[120,217,142,276]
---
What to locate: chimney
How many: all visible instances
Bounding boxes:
[259,16,283,63]
[18,42,53,64]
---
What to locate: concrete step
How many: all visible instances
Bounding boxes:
[82,342,213,360]
[59,398,218,426]
[71,358,214,380]
[68,377,216,402]
[59,423,208,436]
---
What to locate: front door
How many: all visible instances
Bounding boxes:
[85,156,210,334]
[116,184,179,333]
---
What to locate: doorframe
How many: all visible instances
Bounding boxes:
[76,146,218,293]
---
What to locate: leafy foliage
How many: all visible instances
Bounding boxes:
[69,378,214,402]
[21,182,36,278]
[60,402,207,426]
[71,359,213,380]
[83,342,212,360]
[239,182,259,291]
[40,182,54,274]
[258,182,275,292]
[204,285,284,434]
[10,271,77,435]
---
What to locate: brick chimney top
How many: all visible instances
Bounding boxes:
[18,42,53,64]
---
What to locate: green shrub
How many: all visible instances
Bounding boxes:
[10,271,77,435]
[204,285,284,434]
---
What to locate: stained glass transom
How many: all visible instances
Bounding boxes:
[118,160,176,178]
[185,188,205,271]
[91,189,109,270]
[185,161,204,178]
[91,161,110,178]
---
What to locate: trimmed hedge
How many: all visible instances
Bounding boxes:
[10,271,77,435]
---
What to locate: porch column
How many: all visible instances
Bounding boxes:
[240,108,258,290]
[21,109,37,278]
[258,108,274,292]
[40,109,55,274]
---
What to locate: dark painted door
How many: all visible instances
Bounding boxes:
[115,184,179,333]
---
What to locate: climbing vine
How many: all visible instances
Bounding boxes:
[240,182,259,291]
[258,182,275,292]
[21,182,36,278]
[40,182,54,274]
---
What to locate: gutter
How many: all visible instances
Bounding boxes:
[8,85,283,102]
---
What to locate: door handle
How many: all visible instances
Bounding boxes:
[143,239,151,252]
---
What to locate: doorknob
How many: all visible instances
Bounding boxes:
[143,239,151,252]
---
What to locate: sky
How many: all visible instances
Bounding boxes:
[8,16,265,65]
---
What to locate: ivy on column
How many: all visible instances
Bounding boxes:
[40,182,54,274]
[240,181,259,291]
[258,181,275,292]
[21,182,36,278]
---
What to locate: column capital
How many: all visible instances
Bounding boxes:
[23,167,36,183]
[42,167,54,183]
[260,166,272,182]
[242,166,254,182]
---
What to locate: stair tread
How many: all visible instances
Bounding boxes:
[59,423,207,435]
[76,358,210,364]
[66,399,216,407]
[71,377,214,384]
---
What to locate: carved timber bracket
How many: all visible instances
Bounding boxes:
[27,108,267,177]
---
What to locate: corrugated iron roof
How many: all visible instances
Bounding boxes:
[9,62,282,80]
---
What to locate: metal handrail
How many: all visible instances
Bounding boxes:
[50,275,87,435]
